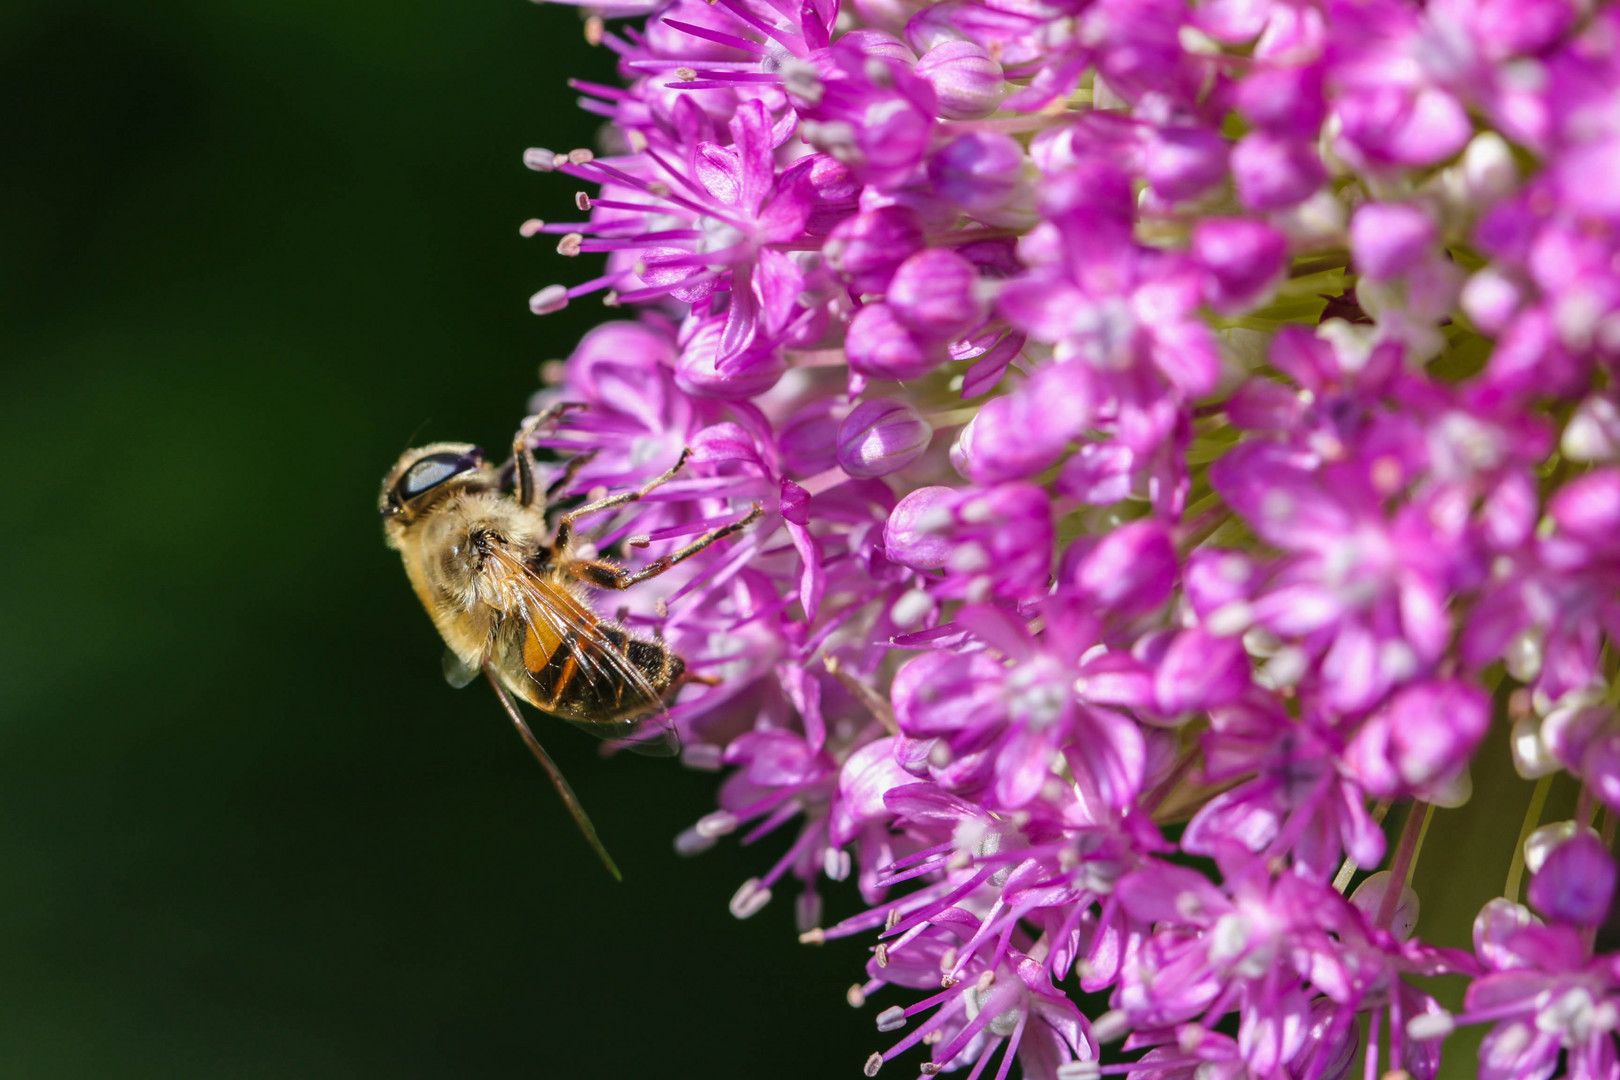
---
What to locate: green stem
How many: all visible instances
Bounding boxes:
[1504,774,1554,902]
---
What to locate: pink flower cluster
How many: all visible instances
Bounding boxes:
[514,0,1620,1075]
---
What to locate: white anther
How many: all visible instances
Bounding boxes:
[876,1006,908,1032]
[528,285,569,314]
[674,825,716,856]
[729,877,772,919]
[1406,1010,1456,1042]
[696,810,738,838]
[1090,1009,1130,1044]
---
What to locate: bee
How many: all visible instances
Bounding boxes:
[380,403,761,878]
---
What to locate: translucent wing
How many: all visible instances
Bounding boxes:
[489,548,681,757]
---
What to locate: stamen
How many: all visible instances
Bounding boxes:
[519,218,545,237]
[1090,1010,1130,1044]
[847,984,867,1008]
[1406,1011,1456,1041]
[557,233,584,256]
[575,191,592,211]
[729,876,772,918]
[529,285,570,314]
[877,1006,908,1032]
[522,147,558,171]
[697,809,738,837]
[864,1052,883,1077]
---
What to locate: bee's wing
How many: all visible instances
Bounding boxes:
[492,549,681,757]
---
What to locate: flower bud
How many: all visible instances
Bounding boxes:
[1183,549,1258,619]
[956,363,1092,482]
[1154,629,1251,714]
[1460,266,1522,334]
[1345,680,1491,799]
[1230,132,1327,210]
[825,207,927,294]
[837,398,933,477]
[1072,519,1176,618]
[1349,871,1421,941]
[1549,467,1620,544]
[1234,63,1325,139]
[837,28,917,64]
[1056,442,1135,505]
[887,248,988,341]
[675,319,787,399]
[846,302,948,379]
[884,485,957,569]
[1528,831,1616,927]
[779,400,845,475]
[928,132,1027,217]
[1350,202,1436,280]
[1142,126,1229,203]
[1193,218,1288,315]
[913,40,1005,120]
[1563,394,1620,462]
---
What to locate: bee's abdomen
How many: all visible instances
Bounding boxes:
[523,623,682,724]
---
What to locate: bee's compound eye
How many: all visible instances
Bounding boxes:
[399,450,480,498]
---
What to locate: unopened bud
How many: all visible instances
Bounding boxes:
[914,40,1005,120]
[838,398,933,478]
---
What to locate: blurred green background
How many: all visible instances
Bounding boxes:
[0,1,876,1075]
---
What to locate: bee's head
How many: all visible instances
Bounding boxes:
[380,443,489,530]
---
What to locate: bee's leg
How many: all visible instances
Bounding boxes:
[484,667,623,882]
[565,502,764,589]
[511,401,586,509]
[553,447,693,554]
[545,449,600,501]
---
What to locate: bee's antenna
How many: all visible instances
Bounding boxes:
[403,417,433,449]
[483,666,623,881]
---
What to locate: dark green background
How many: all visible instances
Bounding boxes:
[0,2,877,1075]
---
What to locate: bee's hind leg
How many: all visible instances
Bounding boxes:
[483,667,622,881]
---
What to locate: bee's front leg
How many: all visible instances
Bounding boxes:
[510,401,587,509]
[562,503,763,589]
[552,448,694,554]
